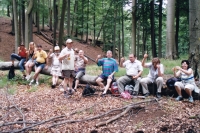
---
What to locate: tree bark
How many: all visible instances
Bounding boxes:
[13,0,20,53]
[131,0,136,55]
[166,0,176,59]
[25,0,34,48]
[158,0,163,58]
[0,61,98,85]
[67,0,71,37]
[58,0,67,48]
[150,0,156,57]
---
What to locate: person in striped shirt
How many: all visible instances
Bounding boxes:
[95,50,118,96]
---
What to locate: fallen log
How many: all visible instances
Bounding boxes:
[0,61,98,85]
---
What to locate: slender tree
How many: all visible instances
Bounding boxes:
[131,0,136,54]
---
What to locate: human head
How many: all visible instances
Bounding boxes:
[20,43,25,48]
[181,60,190,70]
[66,39,73,49]
[29,42,35,50]
[129,54,137,62]
[106,50,112,58]
[78,50,84,56]
[36,44,42,51]
[54,46,60,51]
[152,57,160,67]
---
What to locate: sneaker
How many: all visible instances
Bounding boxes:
[26,75,31,81]
[175,96,183,101]
[156,92,161,98]
[188,96,194,103]
[68,89,74,95]
[144,93,150,97]
[35,82,39,86]
[59,86,64,92]
[29,79,34,86]
[51,84,56,89]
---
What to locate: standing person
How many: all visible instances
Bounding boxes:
[10,43,27,79]
[139,53,164,98]
[58,39,75,95]
[173,60,199,103]
[96,50,118,96]
[29,44,47,86]
[47,46,62,88]
[117,54,143,95]
[25,42,36,81]
[74,50,88,91]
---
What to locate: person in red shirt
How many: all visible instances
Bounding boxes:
[10,43,27,79]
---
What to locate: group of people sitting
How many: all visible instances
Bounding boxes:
[10,39,199,102]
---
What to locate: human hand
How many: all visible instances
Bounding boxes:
[132,76,137,79]
[121,57,125,62]
[175,66,181,70]
[156,64,160,69]
[144,53,148,58]
[97,55,101,59]
[49,49,53,53]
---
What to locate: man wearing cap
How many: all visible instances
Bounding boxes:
[47,46,62,88]
[59,39,75,95]
[10,43,27,79]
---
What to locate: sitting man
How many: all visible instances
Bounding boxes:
[138,53,164,98]
[10,43,27,79]
[117,54,143,95]
[74,50,88,91]
[96,50,118,96]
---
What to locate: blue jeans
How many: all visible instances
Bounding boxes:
[11,53,26,72]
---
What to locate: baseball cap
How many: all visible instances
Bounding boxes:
[54,46,60,51]
[66,39,73,43]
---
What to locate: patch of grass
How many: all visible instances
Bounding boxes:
[0,76,8,88]
[39,75,51,85]
[7,86,17,95]
[28,86,38,93]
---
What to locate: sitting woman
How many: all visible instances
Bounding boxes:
[173,60,199,102]
[25,42,36,81]
[10,43,27,79]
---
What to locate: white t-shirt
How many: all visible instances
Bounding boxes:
[123,60,143,76]
[60,47,75,70]
[146,62,164,81]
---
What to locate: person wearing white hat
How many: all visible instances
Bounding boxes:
[59,39,75,95]
[47,45,62,88]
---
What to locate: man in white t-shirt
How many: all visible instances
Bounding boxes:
[59,39,75,95]
[117,54,143,94]
[139,53,164,98]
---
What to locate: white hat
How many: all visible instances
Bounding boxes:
[66,39,73,43]
[54,46,60,51]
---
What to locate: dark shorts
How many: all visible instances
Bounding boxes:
[62,70,75,78]
[99,74,114,81]
[34,61,45,70]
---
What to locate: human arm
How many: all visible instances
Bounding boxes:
[95,55,101,64]
[80,55,88,64]
[141,53,148,68]
[157,64,164,77]
[132,70,143,79]
[174,66,192,76]
[120,57,125,67]
[47,49,53,59]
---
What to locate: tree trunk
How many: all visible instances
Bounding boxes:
[21,0,25,44]
[7,5,10,17]
[49,0,53,31]
[67,0,71,37]
[121,2,124,57]
[42,0,45,30]
[166,0,176,59]
[11,3,15,35]
[150,0,156,57]
[58,0,67,48]
[86,0,89,44]
[131,0,136,55]
[0,62,98,85]
[36,0,40,34]
[25,0,34,48]
[53,0,57,46]
[13,0,20,53]
[71,0,78,36]
[158,0,163,58]
[189,0,200,80]
[175,0,179,58]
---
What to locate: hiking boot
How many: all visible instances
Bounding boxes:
[68,89,74,95]
[188,96,194,103]
[64,91,70,98]
[144,93,150,97]
[156,92,161,98]
[175,96,183,101]
[51,84,56,89]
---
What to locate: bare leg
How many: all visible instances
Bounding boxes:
[69,77,74,90]
[96,77,104,90]
[175,86,182,96]
[74,79,79,90]
[185,88,192,96]
[103,78,112,94]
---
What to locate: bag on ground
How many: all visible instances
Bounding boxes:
[8,65,15,79]
[82,84,95,96]
[111,82,120,95]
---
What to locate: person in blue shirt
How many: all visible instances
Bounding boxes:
[96,50,118,95]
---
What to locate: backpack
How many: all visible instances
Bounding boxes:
[8,65,15,79]
[82,84,96,96]
[166,77,181,97]
[111,82,120,95]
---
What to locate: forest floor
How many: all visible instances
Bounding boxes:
[0,17,200,133]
